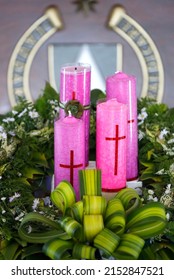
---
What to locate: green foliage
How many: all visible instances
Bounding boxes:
[1,86,174,259]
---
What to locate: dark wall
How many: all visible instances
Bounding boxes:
[0,0,174,113]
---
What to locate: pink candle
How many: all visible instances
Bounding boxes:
[96,99,128,192]
[106,71,138,181]
[59,63,91,166]
[54,116,85,200]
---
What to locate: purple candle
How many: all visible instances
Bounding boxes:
[59,63,91,166]
[106,71,138,181]
[54,116,85,200]
[96,99,128,192]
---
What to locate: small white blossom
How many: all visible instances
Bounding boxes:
[156,169,166,175]
[169,163,174,173]
[8,131,16,136]
[0,131,7,140]
[0,176,2,180]
[158,128,169,140]
[138,130,145,140]
[1,197,6,201]
[147,195,154,201]
[43,196,51,206]
[12,110,18,115]
[153,197,158,202]
[165,184,171,194]
[167,138,174,144]
[148,189,154,195]
[9,192,21,202]
[2,117,15,123]
[29,110,39,119]
[27,225,32,234]
[18,108,27,118]
[166,212,170,221]
[2,210,6,214]
[138,108,148,125]
[32,198,40,210]
[15,212,25,221]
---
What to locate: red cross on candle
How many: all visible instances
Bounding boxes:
[105,125,126,175]
[59,150,83,186]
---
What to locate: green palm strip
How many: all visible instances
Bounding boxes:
[113,233,145,260]
[43,239,73,260]
[126,202,167,239]
[18,170,167,260]
[51,180,76,214]
[72,243,97,260]
[115,188,142,215]
[79,169,102,198]
[83,195,107,215]
[94,228,120,256]
[104,198,125,235]
[18,212,69,243]
[84,214,104,242]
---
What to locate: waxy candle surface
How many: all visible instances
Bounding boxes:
[96,99,127,191]
[54,116,85,199]
[106,71,138,181]
[59,63,91,166]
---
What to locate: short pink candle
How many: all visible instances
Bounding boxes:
[106,71,138,181]
[96,99,128,192]
[54,116,85,200]
[59,63,91,166]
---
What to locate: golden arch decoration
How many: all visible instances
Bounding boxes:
[7,4,164,106]
[107,5,164,103]
[7,6,63,107]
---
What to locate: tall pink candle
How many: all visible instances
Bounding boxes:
[54,116,85,200]
[96,99,128,192]
[59,63,91,166]
[106,71,138,181]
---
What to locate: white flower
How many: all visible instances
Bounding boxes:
[32,198,40,210]
[156,169,166,175]
[0,131,7,140]
[168,138,174,144]
[0,125,4,132]
[158,128,169,140]
[9,192,21,202]
[2,117,15,123]
[147,195,154,201]
[27,225,32,234]
[18,108,27,118]
[138,107,148,125]
[8,131,16,136]
[2,210,6,214]
[43,196,51,206]
[166,212,170,221]
[15,212,25,221]
[169,163,174,173]
[29,110,39,119]
[1,197,6,201]
[148,189,154,195]
[138,130,145,140]
[0,176,2,180]
[153,197,158,202]
[12,110,18,115]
